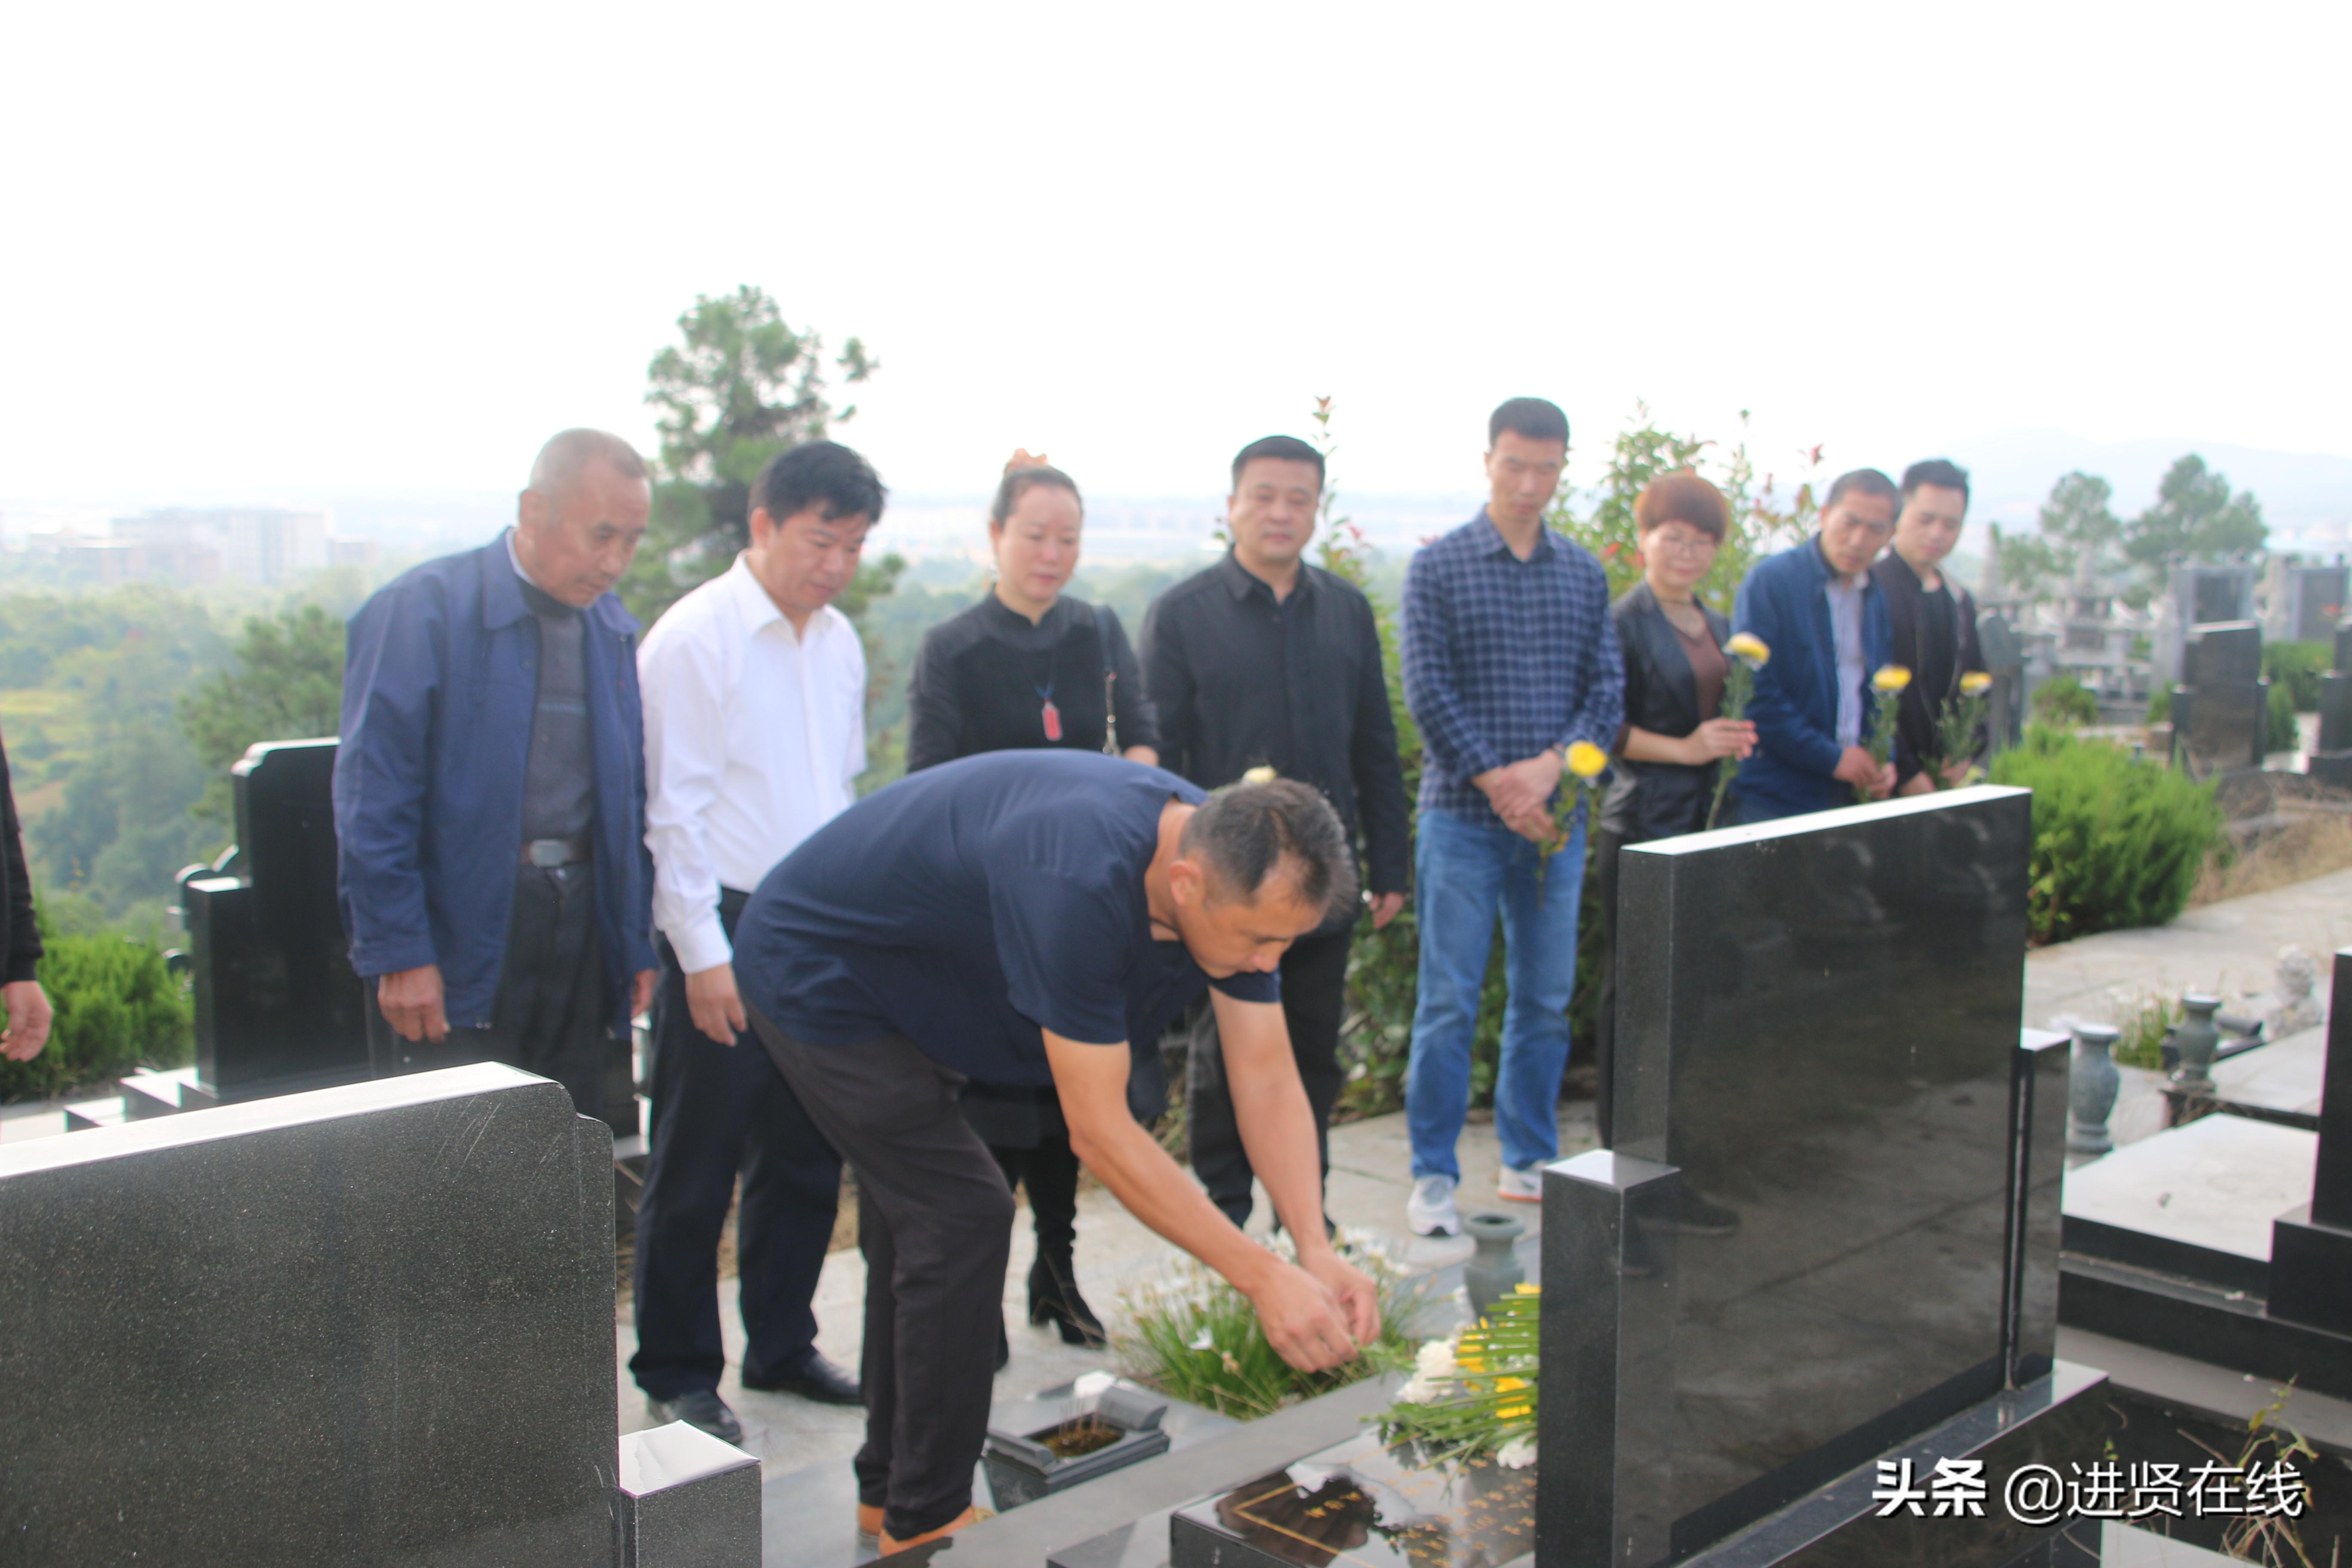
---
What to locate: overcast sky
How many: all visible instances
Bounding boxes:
[4,1,2347,511]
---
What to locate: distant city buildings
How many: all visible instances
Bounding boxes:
[10,506,376,585]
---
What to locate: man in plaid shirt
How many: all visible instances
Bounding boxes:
[1399,397,1623,1235]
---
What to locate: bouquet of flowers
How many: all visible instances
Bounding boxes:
[1928,671,1994,788]
[1537,742,1610,901]
[1705,633,1770,830]
[1374,1284,1540,1468]
[1859,665,1911,802]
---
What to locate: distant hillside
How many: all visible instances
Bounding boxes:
[1928,430,2352,553]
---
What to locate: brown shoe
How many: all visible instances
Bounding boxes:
[879,1507,981,1553]
[856,1503,884,1540]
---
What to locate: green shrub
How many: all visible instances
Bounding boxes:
[1989,727,2224,944]
[0,910,192,1102]
[2147,686,2172,726]
[2265,682,2300,754]
[2030,676,2100,729]
[2262,640,2328,712]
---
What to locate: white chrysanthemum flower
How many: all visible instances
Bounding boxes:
[1396,1375,1440,1405]
[1415,1340,1458,1379]
[1496,1436,1537,1470]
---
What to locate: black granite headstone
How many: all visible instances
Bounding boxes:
[2293,566,2349,643]
[183,738,372,1101]
[2266,949,2352,1335]
[1577,787,2035,1556]
[2183,621,2260,686]
[0,1064,622,1565]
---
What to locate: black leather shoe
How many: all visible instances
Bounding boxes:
[1028,1253,1106,1346]
[647,1388,743,1445]
[742,1352,863,1406]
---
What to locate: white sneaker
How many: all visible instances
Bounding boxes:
[1497,1164,1544,1204]
[1407,1174,1461,1236]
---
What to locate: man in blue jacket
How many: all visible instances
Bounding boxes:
[1728,469,1904,822]
[335,428,659,1121]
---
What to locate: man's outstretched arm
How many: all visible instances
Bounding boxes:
[1046,1026,1369,1372]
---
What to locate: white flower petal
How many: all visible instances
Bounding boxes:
[1496,1436,1538,1470]
[1187,1328,1215,1352]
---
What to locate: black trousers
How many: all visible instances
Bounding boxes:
[991,1134,1080,1257]
[1186,925,1352,1229]
[364,862,613,1119]
[1590,830,1625,1149]
[750,1009,1013,1540]
[629,890,842,1400]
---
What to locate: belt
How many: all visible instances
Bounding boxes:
[520,837,592,869]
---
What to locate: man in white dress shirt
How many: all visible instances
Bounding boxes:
[629,440,885,1441]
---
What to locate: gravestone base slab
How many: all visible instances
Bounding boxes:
[2058,1254,2352,1401]
[2267,1205,2352,1335]
[1167,1430,1534,1568]
[1674,1361,2107,1568]
[616,1420,761,1568]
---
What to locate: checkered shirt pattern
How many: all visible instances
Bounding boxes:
[1400,511,1625,825]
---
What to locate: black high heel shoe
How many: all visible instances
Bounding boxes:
[1028,1252,1106,1345]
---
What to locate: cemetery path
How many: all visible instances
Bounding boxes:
[2024,864,2350,1154]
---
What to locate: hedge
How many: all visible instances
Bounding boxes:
[1988,727,2224,945]
[0,913,192,1102]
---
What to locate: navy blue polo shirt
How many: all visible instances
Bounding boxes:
[733,750,1281,1086]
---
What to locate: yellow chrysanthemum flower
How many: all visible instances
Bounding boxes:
[1725,632,1770,668]
[1565,740,1609,778]
[1494,1376,1529,1392]
[1240,766,1278,784]
[1960,671,1993,695]
[1871,665,1913,694]
[1497,1404,1533,1420]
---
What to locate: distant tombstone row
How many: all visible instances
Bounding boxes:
[2168,620,2268,779]
[2306,619,2352,793]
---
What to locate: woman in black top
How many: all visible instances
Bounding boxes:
[903,456,1159,1358]
[1592,473,1754,1151]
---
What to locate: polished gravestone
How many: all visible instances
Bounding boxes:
[1544,787,2103,1565]
[2288,565,2349,644]
[0,1063,664,1565]
[181,738,373,1100]
[1165,790,2103,1568]
[2169,623,2266,778]
[2312,621,2352,780]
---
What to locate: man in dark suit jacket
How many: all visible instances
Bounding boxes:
[0,729,51,1063]
[1728,470,1905,822]
[1874,459,1987,793]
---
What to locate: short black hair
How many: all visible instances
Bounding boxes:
[1488,397,1569,449]
[752,440,887,527]
[1901,458,1971,504]
[1823,468,1899,514]
[1230,435,1325,492]
[1180,777,1358,919]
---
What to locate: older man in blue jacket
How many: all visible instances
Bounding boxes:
[1728,469,1905,822]
[335,428,659,1121]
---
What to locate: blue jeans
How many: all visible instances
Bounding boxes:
[1406,807,1586,1179]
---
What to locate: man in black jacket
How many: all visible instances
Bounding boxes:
[1139,435,1412,1229]
[1873,459,1987,793]
[0,730,52,1063]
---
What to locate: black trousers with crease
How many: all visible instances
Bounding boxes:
[750,1008,1014,1540]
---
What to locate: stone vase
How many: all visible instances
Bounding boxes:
[2067,1024,2122,1156]
[2171,993,2223,1096]
[1463,1212,1525,1319]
